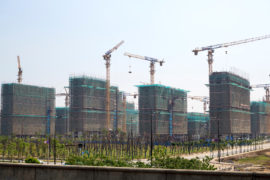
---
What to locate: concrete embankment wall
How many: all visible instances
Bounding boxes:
[0,163,270,180]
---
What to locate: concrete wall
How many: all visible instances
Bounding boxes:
[0,163,270,180]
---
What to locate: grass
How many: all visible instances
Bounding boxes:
[236,155,270,165]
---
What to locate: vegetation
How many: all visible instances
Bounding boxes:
[236,155,270,165]
[0,131,265,170]
[25,157,40,164]
[65,154,216,170]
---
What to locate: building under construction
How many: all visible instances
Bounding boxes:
[187,112,209,140]
[209,72,251,138]
[69,76,125,135]
[137,84,188,137]
[251,101,270,136]
[126,102,139,136]
[1,83,55,136]
[55,107,69,135]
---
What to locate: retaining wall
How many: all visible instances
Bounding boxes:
[0,163,270,180]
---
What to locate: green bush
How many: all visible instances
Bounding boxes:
[65,155,216,170]
[65,155,132,167]
[25,157,40,164]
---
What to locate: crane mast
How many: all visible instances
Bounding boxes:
[193,34,270,76]
[55,87,70,133]
[122,93,137,133]
[188,96,209,113]
[17,56,23,83]
[103,40,124,130]
[55,87,70,107]
[251,84,270,102]
[124,52,164,84]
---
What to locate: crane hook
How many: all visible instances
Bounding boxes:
[128,65,132,74]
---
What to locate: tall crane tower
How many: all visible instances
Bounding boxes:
[122,93,137,133]
[124,52,164,84]
[251,84,270,102]
[17,56,23,83]
[103,41,124,130]
[192,34,270,76]
[56,87,70,133]
[188,95,209,113]
[55,87,70,108]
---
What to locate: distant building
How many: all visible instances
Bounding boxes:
[187,112,209,140]
[137,84,188,137]
[1,83,55,136]
[69,76,125,135]
[251,101,270,136]
[126,102,139,136]
[209,72,251,138]
[55,107,69,135]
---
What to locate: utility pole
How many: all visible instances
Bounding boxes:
[217,118,221,163]
[131,117,134,160]
[150,110,153,166]
[53,136,56,165]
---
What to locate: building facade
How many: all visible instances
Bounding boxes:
[137,84,188,137]
[187,112,209,140]
[251,101,270,136]
[69,76,125,135]
[1,83,55,136]
[209,72,251,138]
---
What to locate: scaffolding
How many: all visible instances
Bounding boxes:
[69,76,125,134]
[187,112,209,140]
[55,107,69,135]
[1,83,55,135]
[209,72,251,137]
[251,101,270,136]
[126,102,139,136]
[137,84,188,136]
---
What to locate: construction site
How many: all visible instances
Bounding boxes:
[187,112,209,140]
[55,107,69,135]
[1,35,270,141]
[251,101,270,137]
[69,76,126,135]
[209,71,251,138]
[137,84,188,137]
[1,83,55,136]
[126,102,139,136]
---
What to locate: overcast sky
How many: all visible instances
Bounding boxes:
[1,0,270,112]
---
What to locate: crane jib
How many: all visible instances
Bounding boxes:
[144,56,159,62]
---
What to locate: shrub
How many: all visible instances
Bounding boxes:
[25,157,40,164]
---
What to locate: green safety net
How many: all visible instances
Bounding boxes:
[6,114,56,118]
[136,84,189,93]
[209,72,250,87]
[210,108,252,114]
[187,113,209,122]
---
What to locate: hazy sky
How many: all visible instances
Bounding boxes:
[1,0,270,112]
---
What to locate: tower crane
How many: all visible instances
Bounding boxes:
[251,84,270,102]
[103,40,124,130]
[192,34,270,76]
[55,87,70,133]
[55,87,70,108]
[188,96,209,113]
[122,92,137,133]
[124,52,164,84]
[17,56,23,83]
